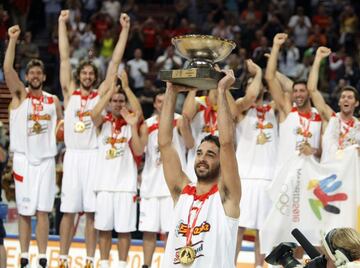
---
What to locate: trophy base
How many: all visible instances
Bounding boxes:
[159,68,241,90]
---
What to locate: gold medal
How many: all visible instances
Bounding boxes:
[302,140,311,147]
[336,149,344,160]
[256,132,268,145]
[32,121,42,134]
[74,121,86,133]
[178,246,196,265]
[106,147,117,159]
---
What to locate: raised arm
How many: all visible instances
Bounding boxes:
[276,71,294,93]
[119,70,142,117]
[265,33,292,115]
[235,59,262,116]
[177,112,195,149]
[217,70,241,219]
[158,83,190,203]
[4,25,26,108]
[120,108,147,156]
[58,10,74,105]
[182,90,198,120]
[90,81,116,127]
[307,47,334,122]
[98,13,130,95]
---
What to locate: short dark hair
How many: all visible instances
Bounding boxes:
[111,89,127,102]
[292,80,307,89]
[340,86,359,102]
[75,60,98,84]
[200,134,220,149]
[25,59,45,74]
[153,88,166,103]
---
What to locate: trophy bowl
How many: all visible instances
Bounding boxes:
[172,35,236,68]
[160,34,241,90]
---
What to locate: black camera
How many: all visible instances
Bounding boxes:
[265,242,327,268]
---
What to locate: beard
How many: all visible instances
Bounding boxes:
[28,80,43,90]
[80,81,93,91]
[195,162,220,183]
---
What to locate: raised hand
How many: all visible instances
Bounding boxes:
[218,69,235,91]
[120,107,139,126]
[120,13,130,29]
[118,70,129,89]
[246,59,261,76]
[316,46,331,59]
[273,33,288,47]
[8,25,21,39]
[58,10,70,22]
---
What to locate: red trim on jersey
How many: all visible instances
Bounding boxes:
[182,184,218,201]
[72,89,98,100]
[27,93,54,104]
[13,171,23,182]
[147,119,177,134]
[291,107,322,121]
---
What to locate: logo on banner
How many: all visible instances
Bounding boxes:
[307,174,348,220]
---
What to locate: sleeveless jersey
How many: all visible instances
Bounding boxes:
[185,96,218,180]
[321,113,360,163]
[10,91,57,165]
[64,89,99,149]
[140,114,186,198]
[94,113,137,192]
[235,105,278,180]
[162,184,238,268]
[276,107,322,170]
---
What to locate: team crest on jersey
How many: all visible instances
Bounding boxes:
[175,220,211,237]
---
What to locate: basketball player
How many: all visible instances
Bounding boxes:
[307,46,359,163]
[233,60,278,267]
[265,33,323,260]
[139,90,186,268]
[159,70,241,267]
[4,25,63,268]
[265,33,322,169]
[58,10,130,268]
[91,78,147,268]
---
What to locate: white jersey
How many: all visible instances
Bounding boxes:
[9,91,57,165]
[276,107,322,170]
[321,113,360,163]
[235,105,278,180]
[94,113,138,192]
[64,89,99,149]
[163,184,238,268]
[185,96,218,179]
[140,114,186,198]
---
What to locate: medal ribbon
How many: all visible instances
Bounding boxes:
[338,117,354,149]
[78,93,91,122]
[185,184,217,246]
[109,115,126,148]
[255,105,270,133]
[29,93,44,123]
[298,110,312,142]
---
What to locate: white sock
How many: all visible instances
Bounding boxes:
[38,253,46,260]
[20,252,29,259]
[118,260,127,268]
[99,260,110,268]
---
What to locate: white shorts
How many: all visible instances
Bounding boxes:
[139,196,174,233]
[238,179,272,230]
[94,192,137,233]
[61,149,97,213]
[13,153,56,216]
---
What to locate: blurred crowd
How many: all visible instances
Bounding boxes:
[0,0,359,115]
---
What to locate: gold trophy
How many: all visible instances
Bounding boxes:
[159,35,242,90]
